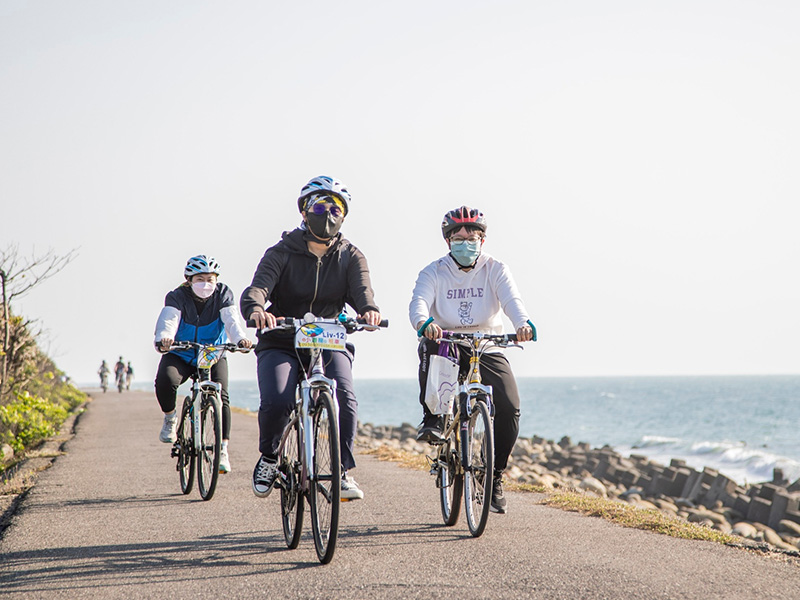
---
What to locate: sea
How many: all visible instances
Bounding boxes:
[130,375,800,487]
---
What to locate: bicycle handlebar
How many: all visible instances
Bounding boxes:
[417,317,537,342]
[166,341,252,354]
[245,314,389,331]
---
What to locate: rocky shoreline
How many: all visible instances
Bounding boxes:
[356,422,800,553]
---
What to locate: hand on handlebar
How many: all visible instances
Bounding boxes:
[158,338,174,352]
[418,320,442,341]
[250,309,277,330]
[237,338,253,349]
[515,324,533,342]
[359,310,382,327]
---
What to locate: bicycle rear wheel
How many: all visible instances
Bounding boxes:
[462,399,494,537]
[308,390,341,564]
[280,417,304,549]
[177,396,195,495]
[438,417,463,526]
[197,393,221,500]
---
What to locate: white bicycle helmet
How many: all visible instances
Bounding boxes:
[297,176,351,215]
[184,255,221,279]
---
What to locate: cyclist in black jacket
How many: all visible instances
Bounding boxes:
[241,176,381,501]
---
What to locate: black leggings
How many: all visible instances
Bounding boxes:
[154,352,231,440]
[418,338,521,472]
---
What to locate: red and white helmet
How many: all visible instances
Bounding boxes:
[441,206,487,239]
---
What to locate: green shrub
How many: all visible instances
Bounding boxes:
[0,382,85,454]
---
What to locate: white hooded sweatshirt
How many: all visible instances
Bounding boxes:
[408,252,530,339]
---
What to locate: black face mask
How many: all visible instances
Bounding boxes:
[306,211,344,240]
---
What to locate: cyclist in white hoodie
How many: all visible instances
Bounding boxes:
[409,206,534,514]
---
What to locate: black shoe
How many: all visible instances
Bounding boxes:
[416,414,444,443]
[490,471,507,514]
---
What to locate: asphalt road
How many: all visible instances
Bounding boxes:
[1,390,798,599]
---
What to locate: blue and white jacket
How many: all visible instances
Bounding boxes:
[154,283,249,366]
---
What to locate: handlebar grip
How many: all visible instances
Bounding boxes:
[357,318,389,328]
[245,317,295,329]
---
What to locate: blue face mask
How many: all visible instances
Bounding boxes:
[449,240,481,267]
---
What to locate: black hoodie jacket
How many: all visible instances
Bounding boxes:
[240,228,380,351]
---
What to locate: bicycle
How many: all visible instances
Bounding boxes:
[418,319,536,537]
[115,370,125,393]
[99,372,109,393]
[167,341,252,501]
[249,312,388,564]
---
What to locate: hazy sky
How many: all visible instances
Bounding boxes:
[2,1,798,383]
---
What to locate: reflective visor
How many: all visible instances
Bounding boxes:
[308,195,345,217]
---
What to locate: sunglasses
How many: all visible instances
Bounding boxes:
[308,196,345,218]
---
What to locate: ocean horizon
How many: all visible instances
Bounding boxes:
[122,374,800,487]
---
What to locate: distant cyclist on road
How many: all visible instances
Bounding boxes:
[114,357,126,390]
[125,362,134,390]
[409,206,534,514]
[97,360,110,389]
[241,175,382,502]
[153,255,252,474]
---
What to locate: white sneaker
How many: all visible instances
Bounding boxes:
[159,412,177,444]
[219,447,231,473]
[252,456,279,498]
[341,473,364,501]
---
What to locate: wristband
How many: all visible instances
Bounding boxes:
[417,317,434,337]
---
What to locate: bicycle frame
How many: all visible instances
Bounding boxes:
[191,376,222,455]
[280,345,340,495]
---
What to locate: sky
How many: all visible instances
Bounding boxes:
[1,0,798,384]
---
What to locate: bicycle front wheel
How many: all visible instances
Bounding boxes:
[280,417,304,549]
[462,399,494,537]
[177,396,195,495]
[197,393,221,500]
[308,390,341,564]
[438,417,463,526]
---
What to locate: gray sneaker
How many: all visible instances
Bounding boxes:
[159,412,177,444]
[252,456,278,498]
[341,473,364,501]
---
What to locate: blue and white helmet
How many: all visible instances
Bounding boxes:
[297,176,351,215]
[184,255,221,279]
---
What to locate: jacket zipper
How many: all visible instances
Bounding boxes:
[308,256,322,315]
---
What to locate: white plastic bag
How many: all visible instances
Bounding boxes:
[424,353,459,415]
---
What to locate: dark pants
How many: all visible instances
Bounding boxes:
[154,352,231,439]
[256,346,358,471]
[418,338,521,472]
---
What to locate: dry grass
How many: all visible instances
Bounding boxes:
[542,489,738,543]
[360,441,738,546]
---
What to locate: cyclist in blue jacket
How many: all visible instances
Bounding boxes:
[154,255,252,474]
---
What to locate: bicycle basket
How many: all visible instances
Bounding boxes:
[197,346,222,368]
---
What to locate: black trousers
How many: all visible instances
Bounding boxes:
[418,338,521,472]
[154,352,231,439]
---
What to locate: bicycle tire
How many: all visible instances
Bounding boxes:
[438,417,463,526]
[197,393,221,500]
[177,396,195,495]
[280,416,304,549]
[308,390,341,564]
[462,398,494,537]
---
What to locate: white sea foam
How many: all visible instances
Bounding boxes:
[620,435,800,486]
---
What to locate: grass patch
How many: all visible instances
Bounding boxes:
[542,489,738,544]
[359,441,737,546]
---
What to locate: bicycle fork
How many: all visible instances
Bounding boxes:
[193,380,221,454]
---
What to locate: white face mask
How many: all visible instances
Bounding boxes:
[191,281,215,299]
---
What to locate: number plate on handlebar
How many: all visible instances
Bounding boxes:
[197,347,222,368]
[295,322,347,351]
